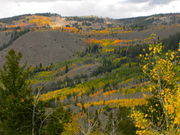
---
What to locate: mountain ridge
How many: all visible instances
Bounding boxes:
[0,12,180,31]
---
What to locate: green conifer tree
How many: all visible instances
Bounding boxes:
[0,49,43,135]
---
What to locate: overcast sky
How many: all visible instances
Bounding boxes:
[0,0,180,19]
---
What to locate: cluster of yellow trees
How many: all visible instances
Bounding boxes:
[4,15,55,30]
[3,15,79,32]
[27,16,54,27]
[84,27,132,35]
[103,90,117,96]
[78,98,147,108]
[85,38,125,47]
[90,89,103,97]
[131,39,180,134]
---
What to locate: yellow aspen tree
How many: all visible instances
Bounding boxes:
[131,39,180,135]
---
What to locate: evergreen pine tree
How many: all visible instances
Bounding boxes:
[0,49,44,135]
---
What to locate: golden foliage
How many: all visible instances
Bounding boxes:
[82,98,147,108]
[131,39,180,135]
[85,38,125,47]
[103,90,117,96]
[62,114,81,135]
[90,89,103,97]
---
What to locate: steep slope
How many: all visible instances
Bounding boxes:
[0,32,12,48]
[0,31,86,67]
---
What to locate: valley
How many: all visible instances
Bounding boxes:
[0,13,179,135]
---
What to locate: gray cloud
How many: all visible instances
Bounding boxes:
[125,0,176,5]
[0,0,179,19]
[0,0,82,3]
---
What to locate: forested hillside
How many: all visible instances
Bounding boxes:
[0,13,179,135]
